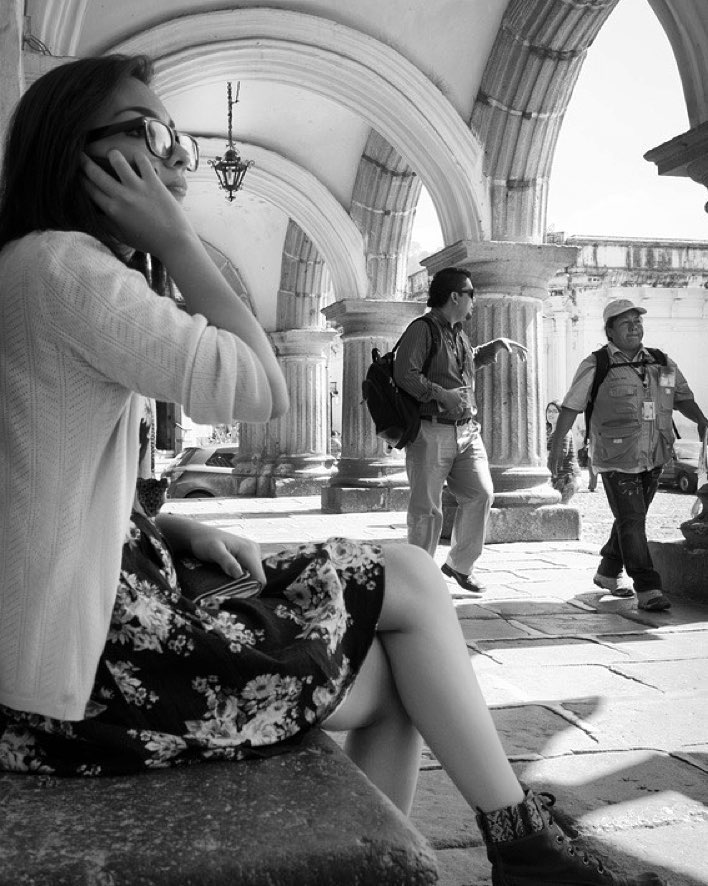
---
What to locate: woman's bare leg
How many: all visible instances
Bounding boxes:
[323,638,423,814]
[327,543,523,814]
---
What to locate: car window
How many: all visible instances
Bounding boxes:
[674,442,701,461]
[206,449,237,468]
[174,447,199,467]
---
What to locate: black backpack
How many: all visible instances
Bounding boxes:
[362,315,440,449]
[584,345,676,443]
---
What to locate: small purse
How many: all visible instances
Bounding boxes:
[175,556,262,603]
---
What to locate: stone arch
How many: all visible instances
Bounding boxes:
[349,130,422,301]
[193,139,368,301]
[277,222,332,330]
[105,7,489,244]
[648,0,708,126]
[470,0,622,243]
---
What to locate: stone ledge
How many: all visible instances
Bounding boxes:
[443,504,581,543]
[0,730,438,886]
[647,539,708,602]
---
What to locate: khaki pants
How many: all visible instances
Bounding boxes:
[405,419,493,576]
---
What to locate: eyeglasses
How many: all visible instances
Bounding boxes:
[457,288,475,300]
[85,116,200,172]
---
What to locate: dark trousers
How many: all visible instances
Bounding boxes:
[599,467,663,591]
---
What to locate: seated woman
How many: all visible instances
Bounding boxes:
[0,55,661,886]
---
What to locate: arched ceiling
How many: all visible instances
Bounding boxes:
[22,0,708,331]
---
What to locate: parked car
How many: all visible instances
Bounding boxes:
[162,446,243,498]
[660,439,702,493]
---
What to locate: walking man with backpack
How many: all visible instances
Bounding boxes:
[393,267,527,594]
[549,298,708,611]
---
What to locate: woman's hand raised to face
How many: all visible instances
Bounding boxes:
[81,149,197,259]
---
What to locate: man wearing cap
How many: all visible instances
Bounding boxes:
[549,298,708,611]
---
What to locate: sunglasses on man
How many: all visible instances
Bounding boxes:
[85,116,199,172]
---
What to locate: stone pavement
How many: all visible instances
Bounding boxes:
[163,495,708,886]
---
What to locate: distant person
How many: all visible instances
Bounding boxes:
[0,55,664,886]
[546,400,581,503]
[549,299,707,611]
[393,267,527,594]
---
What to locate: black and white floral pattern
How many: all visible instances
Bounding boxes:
[0,515,384,776]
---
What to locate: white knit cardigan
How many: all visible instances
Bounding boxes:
[0,231,272,720]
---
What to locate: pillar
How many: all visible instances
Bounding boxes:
[320,298,428,513]
[268,328,338,496]
[544,294,572,403]
[422,240,581,541]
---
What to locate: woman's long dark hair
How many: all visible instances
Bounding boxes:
[0,54,153,251]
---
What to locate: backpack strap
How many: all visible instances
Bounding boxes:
[584,346,610,444]
[393,314,440,375]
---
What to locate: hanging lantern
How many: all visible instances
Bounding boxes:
[209,82,254,202]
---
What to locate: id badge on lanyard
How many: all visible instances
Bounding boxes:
[642,401,656,421]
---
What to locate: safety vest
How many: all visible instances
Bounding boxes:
[589,352,676,473]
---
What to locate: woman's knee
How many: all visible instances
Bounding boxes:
[381,543,450,616]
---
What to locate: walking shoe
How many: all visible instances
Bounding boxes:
[592,572,634,598]
[441,562,485,594]
[476,789,665,885]
[636,589,672,611]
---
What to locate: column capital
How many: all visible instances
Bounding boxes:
[270,328,337,359]
[421,240,579,299]
[322,298,426,338]
[644,121,708,211]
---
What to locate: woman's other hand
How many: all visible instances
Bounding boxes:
[188,524,266,587]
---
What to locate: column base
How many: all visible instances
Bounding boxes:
[321,485,411,514]
[271,454,337,497]
[647,539,708,602]
[442,504,580,542]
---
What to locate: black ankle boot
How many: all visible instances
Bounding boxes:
[476,789,664,886]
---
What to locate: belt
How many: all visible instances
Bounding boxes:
[421,415,471,427]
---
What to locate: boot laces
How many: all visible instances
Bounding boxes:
[535,792,606,876]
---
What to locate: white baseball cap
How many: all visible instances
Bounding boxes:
[602,298,647,324]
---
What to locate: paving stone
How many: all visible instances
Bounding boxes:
[610,659,708,694]
[459,618,533,642]
[491,704,599,756]
[411,769,479,850]
[476,637,627,667]
[604,820,708,886]
[453,601,500,619]
[601,631,708,663]
[517,612,657,636]
[481,599,586,616]
[563,695,708,751]
[477,663,663,704]
[434,846,492,886]
[514,750,708,830]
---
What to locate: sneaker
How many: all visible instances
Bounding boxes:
[637,589,672,611]
[441,562,485,594]
[593,572,634,598]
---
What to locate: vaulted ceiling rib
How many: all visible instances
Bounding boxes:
[349,131,422,301]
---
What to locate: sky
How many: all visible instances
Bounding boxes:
[410,0,708,262]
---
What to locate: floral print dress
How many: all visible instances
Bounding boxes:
[0,404,385,776]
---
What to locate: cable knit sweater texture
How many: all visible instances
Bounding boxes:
[0,230,272,720]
